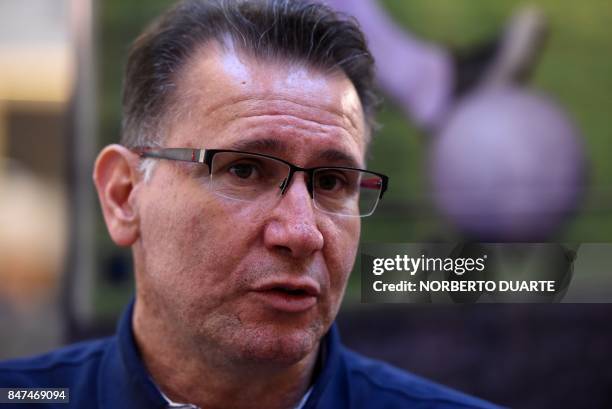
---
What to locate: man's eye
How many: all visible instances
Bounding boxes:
[316,172,346,192]
[228,163,257,179]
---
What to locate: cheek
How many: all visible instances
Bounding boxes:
[138,181,261,301]
[138,182,215,287]
[322,217,360,300]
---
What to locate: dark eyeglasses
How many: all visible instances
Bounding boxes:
[132,147,388,217]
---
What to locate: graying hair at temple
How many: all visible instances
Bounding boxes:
[120,0,379,148]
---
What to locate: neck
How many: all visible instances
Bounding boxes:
[132,299,319,409]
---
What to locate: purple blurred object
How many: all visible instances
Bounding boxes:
[429,87,587,241]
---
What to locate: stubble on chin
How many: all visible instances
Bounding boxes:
[186,308,325,368]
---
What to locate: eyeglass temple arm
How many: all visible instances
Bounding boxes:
[133,147,206,163]
[360,176,388,198]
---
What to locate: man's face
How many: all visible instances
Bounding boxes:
[133,42,366,366]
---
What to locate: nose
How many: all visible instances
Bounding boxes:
[263,173,324,259]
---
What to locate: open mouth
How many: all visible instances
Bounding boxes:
[252,283,319,312]
[269,287,310,297]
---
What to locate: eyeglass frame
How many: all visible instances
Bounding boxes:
[131,147,389,216]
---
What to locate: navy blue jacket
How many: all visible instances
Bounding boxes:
[0,301,501,408]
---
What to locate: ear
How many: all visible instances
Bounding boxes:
[93,144,142,247]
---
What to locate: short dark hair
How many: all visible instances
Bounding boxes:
[121,0,379,148]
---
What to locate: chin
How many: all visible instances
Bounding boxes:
[229,322,321,366]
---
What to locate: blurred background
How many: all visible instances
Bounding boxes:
[0,0,611,407]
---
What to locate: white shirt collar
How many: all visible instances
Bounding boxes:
[155,379,313,409]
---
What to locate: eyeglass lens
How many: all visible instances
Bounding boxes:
[209,151,382,216]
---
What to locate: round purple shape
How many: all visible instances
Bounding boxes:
[429,87,587,241]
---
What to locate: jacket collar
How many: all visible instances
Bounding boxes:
[303,323,347,409]
[98,299,167,409]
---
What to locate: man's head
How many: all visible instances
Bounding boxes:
[94,0,379,369]
[121,0,378,149]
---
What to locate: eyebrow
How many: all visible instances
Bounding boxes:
[227,138,286,154]
[225,138,362,168]
[317,149,362,168]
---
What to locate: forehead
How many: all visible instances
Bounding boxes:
[166,40,367,163]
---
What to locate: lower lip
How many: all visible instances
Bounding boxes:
[251,290,317,313]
